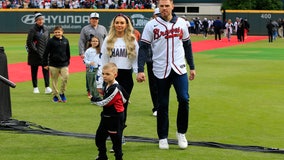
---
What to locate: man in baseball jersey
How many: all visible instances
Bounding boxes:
[136,0,196,150]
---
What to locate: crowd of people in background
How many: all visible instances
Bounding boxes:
[183,15,284,42]
[266,18,284,43]
[184,16,251,41]
[3,0,284,42]
[0,0,157,9]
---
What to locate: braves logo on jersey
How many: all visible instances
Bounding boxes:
[153,27,183,40]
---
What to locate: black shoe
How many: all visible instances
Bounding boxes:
[95,156,108,160]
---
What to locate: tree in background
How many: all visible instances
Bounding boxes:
[222,0,283,10]
[255,0,283,10]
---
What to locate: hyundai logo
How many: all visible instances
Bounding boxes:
[21,15,36,25]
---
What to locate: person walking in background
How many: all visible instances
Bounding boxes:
[189,18,195,34]
[202,17,209,39]
[208,18,214,35]
[26,12,52,94]
[137,0,196,150]
[181,15,190,34]
[238,19,246,42]
[271,20,279,40]
[98,13,139,140]
[237,18,245,42]
[43,26,70,103]
[234,17,240,34]
[277,18,283,38]
[281,19,284,38]
[244,18,250,39]
[193,17,201,35]
[266,19,274,43]
[92,63,129,160]
[146,8,160,117]
[78,12,107,98]
[84,35,103,103]
[225,19,233,42]
[213,16,223,41]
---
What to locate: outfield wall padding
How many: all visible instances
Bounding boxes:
[0,9,153,34]
[0,9,283,35]
[225,10,284,35]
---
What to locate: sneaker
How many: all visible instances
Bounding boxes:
[176,132,188,149]
[122,135,126,145]
[152,111,157,117]
[159,138,169,149]
[87,91,92,99]
[60,94,67,103]
[53,96,61,103]
[45,87,52,94]
[33,87,40,94]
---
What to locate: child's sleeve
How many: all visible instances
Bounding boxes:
[83,49,90,66]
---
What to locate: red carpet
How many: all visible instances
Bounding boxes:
[8,56,85,83]
[192,35,266,52]
[7,36,266,83]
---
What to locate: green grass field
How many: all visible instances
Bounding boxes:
[1,34,284,160]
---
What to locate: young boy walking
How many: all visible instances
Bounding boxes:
[43,26,70,102]
[92,63,129,160]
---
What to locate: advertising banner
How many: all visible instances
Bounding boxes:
[0,9,153,33]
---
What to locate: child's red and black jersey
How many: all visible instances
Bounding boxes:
[93,81,129,115]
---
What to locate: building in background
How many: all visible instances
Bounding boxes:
[174,0,224,16]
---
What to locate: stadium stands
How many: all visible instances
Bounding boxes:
[0,0,158,9]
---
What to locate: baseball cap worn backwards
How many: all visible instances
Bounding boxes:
[90,13,99,19]
[154,8,160,15]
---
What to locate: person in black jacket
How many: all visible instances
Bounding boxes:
[213,16,223,41]
[92,63,129,160]
[266,20,274,43]
[202,17,209,39]
[26,12,52,94]
[43,26,70,103]
[237,18,245,42]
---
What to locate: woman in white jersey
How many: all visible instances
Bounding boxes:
[99,13,139,132]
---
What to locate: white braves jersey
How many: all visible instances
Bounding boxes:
[141,16,190,79]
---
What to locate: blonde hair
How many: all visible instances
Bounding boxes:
[228,19,232,23]
[103,62,118,74]
[106,14,137,59]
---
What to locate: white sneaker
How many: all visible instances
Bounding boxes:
[176,132,188,149]
[45,87,52,94]
[159,138,169,149]
[152,111,157,117]
[33,87,40,94]
[122,135,126,145]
